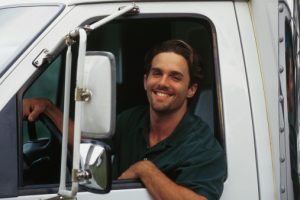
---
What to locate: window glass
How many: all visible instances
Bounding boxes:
[0,5,62,77]
[23,57,61,142]
[22,55,63,186]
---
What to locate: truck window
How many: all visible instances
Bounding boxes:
[23,57,61,142]
[85,16,224,187]
[18,15,224,193]
[21,55,66,186]
[86,17,221,139]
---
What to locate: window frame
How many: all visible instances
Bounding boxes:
[17,52,67,194]
[16,13,224,195]
[84,12,224,145]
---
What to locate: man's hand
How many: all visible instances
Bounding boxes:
[118,160,153,180]
[23,97,75,146]
[23,98,53,122]
[119,160,207,200]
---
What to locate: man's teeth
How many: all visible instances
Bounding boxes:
[156,92,168,97]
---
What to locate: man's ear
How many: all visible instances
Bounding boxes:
[143,74,148,90]
[187,83,198,98]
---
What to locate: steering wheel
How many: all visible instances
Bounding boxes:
[23,114,72,185]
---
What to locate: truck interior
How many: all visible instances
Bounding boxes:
[18,14,224,193]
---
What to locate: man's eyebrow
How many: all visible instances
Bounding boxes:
[151,67,183,74]
[149,67,162,74]
[170,71,184,77]
[150,67,161,71]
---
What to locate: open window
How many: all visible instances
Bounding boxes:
[17,14,224,193]
[86,14,224,188]
[85,15,223,143]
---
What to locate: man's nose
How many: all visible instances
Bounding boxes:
[158,75,169,88]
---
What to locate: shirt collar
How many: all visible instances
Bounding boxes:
[138,109,195,149]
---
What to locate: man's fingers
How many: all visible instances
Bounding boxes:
[28,106,42,122]
[118,171,130,180]
[118,174,125,179]
[22,101,31,119]
[118,164,140,180]
[23,98,51,121]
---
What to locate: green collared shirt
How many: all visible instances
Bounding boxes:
[112,106,226,200]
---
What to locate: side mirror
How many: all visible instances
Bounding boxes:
[79,140,111,193]
[81,51,116,139]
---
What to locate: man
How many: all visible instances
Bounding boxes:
[23,40,226,200]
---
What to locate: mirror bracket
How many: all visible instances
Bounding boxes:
[74,87,91,102]
[73,169,92,182]
[32,49,52,68]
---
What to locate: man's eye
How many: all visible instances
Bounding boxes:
[171,75,182,81]
[172,77,180,81]
[151,70,161,76]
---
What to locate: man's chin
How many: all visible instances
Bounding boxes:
[151,105,173,114]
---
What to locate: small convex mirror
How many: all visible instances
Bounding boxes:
[81,51,116,139]
[79,140,111,193]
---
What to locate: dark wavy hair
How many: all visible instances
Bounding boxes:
[144,39,203,87]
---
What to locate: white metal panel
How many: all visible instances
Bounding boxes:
[77,189,152,200]
[235,2,277,199]
[201,2,260,200]
[249,0,280,199]
[0,5,74,110]
[1,189,152,200]
[0,0,247,7]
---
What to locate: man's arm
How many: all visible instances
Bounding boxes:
[118,160,207,200]
[23,98,74,145]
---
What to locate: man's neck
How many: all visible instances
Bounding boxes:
[148,106,187,147]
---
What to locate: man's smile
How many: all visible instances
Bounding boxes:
[152,90,174,99]
[155,91,170,97]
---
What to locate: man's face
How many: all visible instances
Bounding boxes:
[144,52,197,114]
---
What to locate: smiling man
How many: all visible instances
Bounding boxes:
[113,40,226,200]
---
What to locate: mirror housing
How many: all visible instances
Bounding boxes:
[78,140,111,193]
[80,51,116,139]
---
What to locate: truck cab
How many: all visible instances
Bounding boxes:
[0,0,299,199]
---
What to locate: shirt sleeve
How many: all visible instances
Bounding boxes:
[175,146,226,200]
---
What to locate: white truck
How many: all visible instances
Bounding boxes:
[0,0,299,199]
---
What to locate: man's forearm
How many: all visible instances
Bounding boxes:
[44,102,74,146]
[119,161,207,200]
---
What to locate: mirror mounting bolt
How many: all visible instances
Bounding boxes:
[73,169,92,182]
[65,35,76,46]
[84,25,93,32]
[65,27,82,46]
[32,49,52,68]
[75,88,92,102]
[118,3,140,15]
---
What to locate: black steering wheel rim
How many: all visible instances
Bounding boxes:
[38,113,72,169]
[23,113,72,185]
